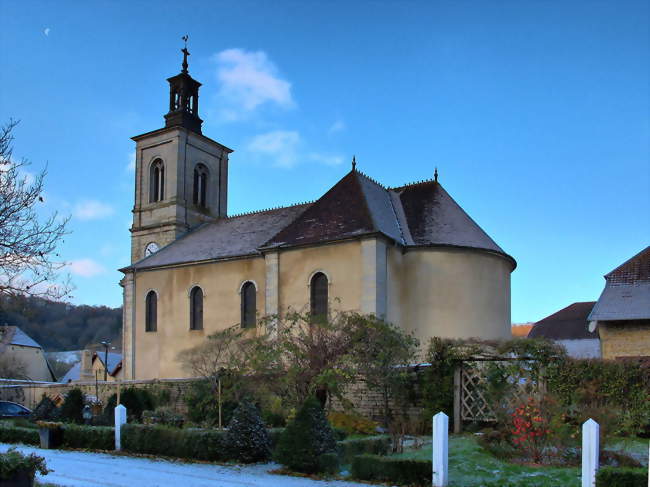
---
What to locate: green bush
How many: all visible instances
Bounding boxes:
[184,380,237,427]
[224,401,271,463]
[122,424,228,461]
[338,436,390,464]
[142,407,184,428]
[0,447,50,480]
[61,424,114,450]
[351,454,432,486]
[596,467,648,487]
[317,452,340,475]
[268,427,284,448]
[0,424,39,445]
[59,388,85,424]
[30,395,60,422]
[274,397,339,474]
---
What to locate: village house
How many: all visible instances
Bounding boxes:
[527,302,600,358]
[0,326,56,382]
[120,50,517,380]
[588,246,650,360]
[59,350,123,383]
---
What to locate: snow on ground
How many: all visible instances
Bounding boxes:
[0,443,369,487]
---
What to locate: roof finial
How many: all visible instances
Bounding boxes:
[181,35,190,74]
[434,167,438,182]
[352,155,357,171]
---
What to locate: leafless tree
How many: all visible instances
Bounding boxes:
[0,120,70,299]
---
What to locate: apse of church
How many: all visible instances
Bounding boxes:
[120,46,516,380]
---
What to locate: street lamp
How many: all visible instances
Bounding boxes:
[100,341,110,381]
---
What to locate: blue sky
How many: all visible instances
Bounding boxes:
[1,0,648,323]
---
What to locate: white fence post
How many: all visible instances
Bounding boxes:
[114,404,127,451]
[581,418,599,487]
[432,412,448,487]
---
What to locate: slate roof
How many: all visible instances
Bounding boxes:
[128,169,515,271]
[0,326,42,349]
[528,302,598,340]
[588,247,650,322]
[59,352,122,383]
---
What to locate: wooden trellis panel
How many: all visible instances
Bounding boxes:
[454,360,543,432]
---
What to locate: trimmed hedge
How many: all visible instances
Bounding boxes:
[61,425,114,450]
[338,436,390,464]
[596,467,648,487]
[351,454,432,487]
[122,424,228,461]
[0,425,39,446]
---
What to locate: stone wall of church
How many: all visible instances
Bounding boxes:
[130,255,267,379]
[387,246,512,347]
[278,240,363,313]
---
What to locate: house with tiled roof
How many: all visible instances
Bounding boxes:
[119,50,516,380]
[588,247,650,360]
[528,302,600,358]
[0,326,56,382]
[60,350,122,383]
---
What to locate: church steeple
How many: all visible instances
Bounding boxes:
[164,37,203,134]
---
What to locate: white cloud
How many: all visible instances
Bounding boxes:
[126,151,135,172]
[328,120,346,134]
[247,130,345,169]
[214,48,294,118]
[308,153,344,166]
[43,27,50,37]
[248,130,301,168]
[69,258,105,278]
[73,200,114,221]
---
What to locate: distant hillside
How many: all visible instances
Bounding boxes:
[0,296,121,352]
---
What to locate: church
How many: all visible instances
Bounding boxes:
[120,49,516,380]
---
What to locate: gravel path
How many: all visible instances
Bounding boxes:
[0,444,369,487]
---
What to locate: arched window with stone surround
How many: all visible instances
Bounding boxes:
[189,286,203,330]
[149,159,165,203]
[310,272,328,319]
[145,290,157,332]
[240,281,256,328]
[193,164,209,208]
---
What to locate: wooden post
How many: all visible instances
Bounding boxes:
[218,378,222,430]
[453,365,461,434]
[581,418,599,487]
[114,404,127,450]
[432,412,449,487]
[117,379,121,405]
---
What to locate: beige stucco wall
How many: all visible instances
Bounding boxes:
[131,256,266,379]
[278,241,363,313]
[387,246,512,348]
[125,239,513,380]
[598,320,650,359]
[1,346,53,382]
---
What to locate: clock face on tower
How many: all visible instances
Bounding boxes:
[144,242,160,257]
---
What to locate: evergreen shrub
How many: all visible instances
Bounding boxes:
[0,424,39,445]
[59,388,84,424]
[61,424,114,450]
[274,397,339,474]
[338,436,390,464]
[224,401,271,463]
[30,395,60,422]
[596,467,647,487]
[122,424,227,461]
[351,454,431,486]
[0,447,50,481]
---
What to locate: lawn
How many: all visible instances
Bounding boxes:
[394,435,581,487]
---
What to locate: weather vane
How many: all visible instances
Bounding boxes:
[352,155,357,171]
[181,35,190,73]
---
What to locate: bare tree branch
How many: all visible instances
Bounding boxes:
[0,120,72,300]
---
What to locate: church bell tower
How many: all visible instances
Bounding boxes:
[129,40,233,263]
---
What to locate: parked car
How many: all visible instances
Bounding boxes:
[0,401,31,418]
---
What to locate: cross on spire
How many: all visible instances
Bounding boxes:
[352,155,357,171]
[181,35,190,74]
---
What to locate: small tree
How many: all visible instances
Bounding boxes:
[349,314,420,426]
[0,120,70,299]
[224,400,271,463]
[59,388,84,424]
[274,397,339,474]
